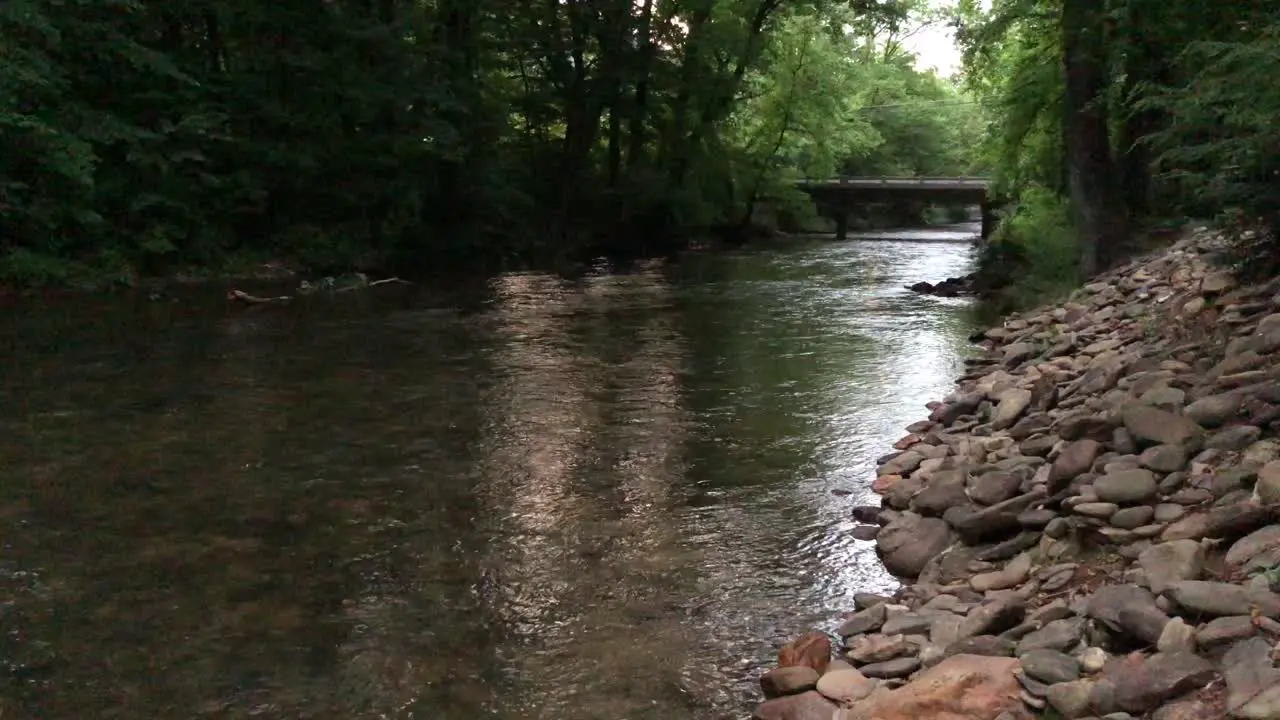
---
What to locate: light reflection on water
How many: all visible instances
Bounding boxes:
[0,226,975,719]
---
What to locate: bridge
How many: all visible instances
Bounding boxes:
[796,177,994,240]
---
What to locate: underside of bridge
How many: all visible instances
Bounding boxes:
[799,183,995,240]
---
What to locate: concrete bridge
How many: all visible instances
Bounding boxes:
[796,177,994,240]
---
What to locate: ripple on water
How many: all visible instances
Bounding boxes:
[0,230,975,719]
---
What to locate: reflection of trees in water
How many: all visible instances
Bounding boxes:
[473,266,698,718]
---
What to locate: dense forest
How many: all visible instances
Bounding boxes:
[963,0,1280,305]
[4,0,1277,291]
[1,0,982,286]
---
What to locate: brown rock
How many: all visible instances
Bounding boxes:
[1109,651,1216,714]
[1122,405,1204,449]
[752,690,839,720]
[778,631,831,675]
[1049,439,1103,491]
[877,513,954,578]
[847,654,1033,720]
[760,666,820,698]
[874,474,903,493]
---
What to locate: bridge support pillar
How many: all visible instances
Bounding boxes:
[980,200,996,240]
[834,211,849,241]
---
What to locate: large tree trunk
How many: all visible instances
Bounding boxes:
[1061,0,1128,276]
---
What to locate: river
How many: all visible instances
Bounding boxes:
[0,224,978,719]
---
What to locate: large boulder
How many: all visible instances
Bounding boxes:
[844,654,1033,720]
[877,513,954,578]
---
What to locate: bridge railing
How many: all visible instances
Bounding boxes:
[796,176,991,188]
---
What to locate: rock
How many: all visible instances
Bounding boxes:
[1020,648,1081,685]
[882,613,934,636]
[1222,636,1280,719]
[1085,584,1170,644]
[947,635,1017,657]
[752,690,839,720]
[1111,652,1217,714]
[1166,580,1280,618]
[958,598,1026,640]
[847,634,911,664]
[1048,679,1098,718]
[993,388,1034,430]
[1051,439,1104,490]
[1155,503,1187,523]
[1196,615,1258,648]
[1079,647,1108,674]
[1186,393,1242,428]
[851,524,880,541]
[970,470,1025,506]
[1139,540,1206,594]
[855,593,892,610]
[847,654,1032,720]
[1076,502,1120,518]
[1112,506,1156,529]
[880,450,926,477]
[1209,425,1263,451]
[1162,500,1272,542]
[1228,526,1280,572]
[761,666,820,698]
[859,656,922,679]
[1122,406,1204,449]
[947,489,1048,545]
[779,632,832,675]
[815,668,876,704]
[878,513,954,578]
[1140,445,1190,473]
[1018,617,1086,654]
[972,553,1033,593]
[1255,461,1280,505]
[837,604,887,638]
[1157,617,1197,654]
[1094,468,1159,504]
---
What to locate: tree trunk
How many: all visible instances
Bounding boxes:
[1061,0,1127,277]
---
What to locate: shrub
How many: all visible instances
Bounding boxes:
[973,186,1079,311]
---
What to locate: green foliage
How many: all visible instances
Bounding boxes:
[974,186,1079,309]
[0,0,987,286]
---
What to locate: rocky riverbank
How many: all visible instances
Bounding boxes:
[754,229,1280,720]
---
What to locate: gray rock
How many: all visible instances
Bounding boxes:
[760,666,820,698]
[1112,652,1216,714]
[880,450,925,476]
[1020,648,1081,685]
[1138,540,1206,594]
[1018,617,1087,654]
[877,513,954,578]
[1222,637,1280,719]
[881,612,935,636]
[1094,468,1159,504]
[969,470,1025,506]
[1154,503,1186,523]
[837,604,887,638]
[1208,425,1263,451]
[1256,461,1280,505]
[1085,584,1170,644]
[1111,506,1155,529]
[1165,580,1280,617]
[1228,525,1280,573]
[1050,439,1104,490]
[851,524,881,541]
[1079,647,1108,674]
[945,634,1016,657]
[1156,617,1197,654]
[1139,444,1189,473]
[1048,679,1097,718]
[858,656,920,679]
[993,388,1034,430]
[847,634,912,664]
[1186,393,1242,428]
[1122,406,1204,449]
[1195,615,1257,648]
[957,597,1026,639]
[854,593,891,610]
[1076,502,1120,518]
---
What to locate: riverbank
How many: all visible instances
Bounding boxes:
[755,227,1280,719]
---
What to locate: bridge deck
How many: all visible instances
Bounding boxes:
[797,177,990,191]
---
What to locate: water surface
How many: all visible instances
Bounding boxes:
[0,226,977,719]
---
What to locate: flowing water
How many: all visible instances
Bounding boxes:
[0,224,978,720]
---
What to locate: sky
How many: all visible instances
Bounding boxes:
[904,22,963,77]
